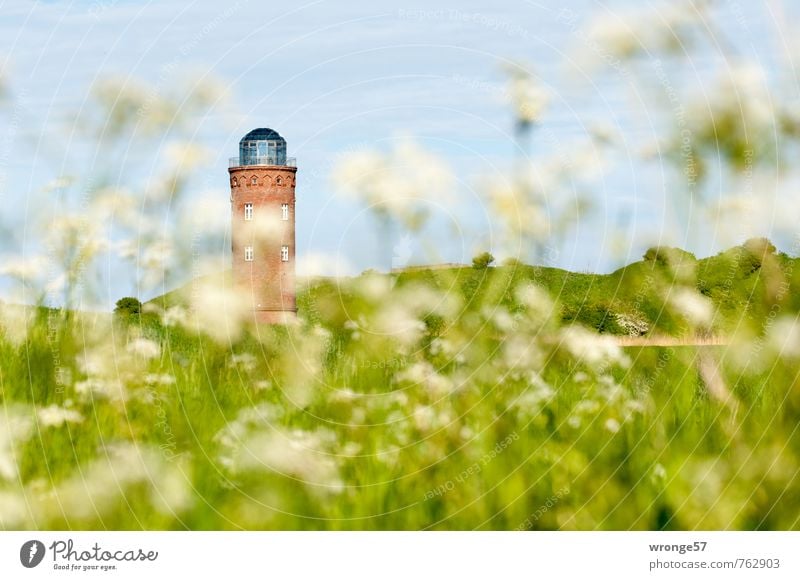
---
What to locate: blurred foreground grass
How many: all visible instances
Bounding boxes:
[1,240,799,530]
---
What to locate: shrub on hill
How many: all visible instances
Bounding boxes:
[114,297,142,317]
[472,251,495,269]
[643,246,697,267]
[741,237,777,274]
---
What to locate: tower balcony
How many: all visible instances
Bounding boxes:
[229,156,297,168]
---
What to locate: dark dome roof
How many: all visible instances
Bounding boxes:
[240,128,285,142]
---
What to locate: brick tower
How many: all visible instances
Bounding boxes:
[228,128,297,324]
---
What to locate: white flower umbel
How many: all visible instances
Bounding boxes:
[767,317,800,360]
[503,62,549,126]
[126,337,161,360]
[188,278,253,342]
[46,443,191,520]
[226,427,342,493]
[586,2,705,62]
[560,326,629,369]
[668,288,714,328]
[0,407,33,481]
[332,138,453,230]
[396,361,454,398]
[37,405,84,428]
[0,303,34,346]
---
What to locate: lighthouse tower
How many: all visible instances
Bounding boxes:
[228,128,297,324]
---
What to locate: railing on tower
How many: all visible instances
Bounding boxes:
[229,156,297,168]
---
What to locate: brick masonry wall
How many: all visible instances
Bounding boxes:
[229,165,297,323]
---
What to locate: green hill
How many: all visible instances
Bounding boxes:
[150,238,799,337]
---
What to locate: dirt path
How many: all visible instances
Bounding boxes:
[613,335,729,347]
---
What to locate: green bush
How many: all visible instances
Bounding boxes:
[472,251,495,269]
[643,246,696,267]
[114,296,142,317]
[562,303,625,334]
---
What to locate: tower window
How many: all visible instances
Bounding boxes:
[281,203,289,220]
[244,203,253,221]
[244,246,254,262]
[251,176,258,185]
[281,245,289,262]
[276,176,282,186]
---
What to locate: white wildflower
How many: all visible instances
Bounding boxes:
[253,380,271,391]
[652,463,667,482]
[47,213,109,264]
[139,239,175,288]
[75,378,128,401]
[164,141,211,171]
[161,306,189,328]
[515,283,556,323]
[0,304,33,346]
[92,188,139,226]
[374,303,427,347]
[587,3,703,62]
[503,335,545,371]
[768,317,800,359]
[396,362,453,397]
[412,405,437,432]
[230,353,257,370]
[560,326,629,368]
[143,373,176,385]
[574,399,601,415]
[296,252,354,278]
[485,178,550,240]
[0,490,28,527]
[179,192,228,236]
[340,441,362,457]
[331,388,357,403]
[332,138,453,230]
[512,375,555,419]
[48,443,191,520]
[0,408,33,480]
[231,429,341,490]
[356,273,392,302]
[115,238,138,260]
[0,255,47,280]
[503,63,549,125]
[43,175,75,192]
[188,279,252,342]
[486,307,517,332]
[669,288,713,327]
[127,337,161,359]
[351,407,366,425]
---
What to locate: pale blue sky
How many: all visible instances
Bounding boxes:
[0,0,794,306]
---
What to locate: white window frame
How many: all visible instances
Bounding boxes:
[244,203,253,221]
[281,245,289,262]
[244,246,254,262]
[281,203,289,221]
